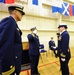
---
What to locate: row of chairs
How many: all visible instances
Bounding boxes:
[39,44,54,56]
[39,44,57,62]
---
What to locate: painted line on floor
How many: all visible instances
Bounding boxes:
[21,56,74,75]
[21,60,59,72]
[27,70,29,75]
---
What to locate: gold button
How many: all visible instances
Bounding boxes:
[10,66,13,68]
[68,50,69,52]
[15,56,17,58]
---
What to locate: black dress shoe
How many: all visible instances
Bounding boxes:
[55,54,58,58]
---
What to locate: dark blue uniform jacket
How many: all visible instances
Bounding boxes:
[49,40,56,49]
[0,16,22,74]
[58,31,71,59]
[27,33,40,55]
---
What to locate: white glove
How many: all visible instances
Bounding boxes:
[61,58,65,62]
[53,46,56,49]
[14,73,17,75]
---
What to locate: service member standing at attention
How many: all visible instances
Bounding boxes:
[0,3,25,75]
[57,23,71,75]
[27,27,40,75]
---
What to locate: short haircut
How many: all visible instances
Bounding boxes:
[8,9,14,14]
[51,37,53,39]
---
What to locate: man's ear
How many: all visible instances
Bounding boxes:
[13,10,17,14]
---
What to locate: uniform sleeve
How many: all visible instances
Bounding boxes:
[54,41,56,46]
[37,36,40,47]
[49,41,51,48]
[27,34,34,41]
[0,18,15,73]
[61,34,69,58]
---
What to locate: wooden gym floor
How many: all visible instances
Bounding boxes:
[20,47,74,75]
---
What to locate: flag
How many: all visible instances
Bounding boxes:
[69,4,74,16]
[28,0,42,15]
[60,2,74,16]
[52,2,70,16]
[5,0,14,4]
[52,0,63,13]
[0,0,4,3]
[61,2,69,16]
[0,0,14,4]
[52,6,62,13]
[32,0,38,5]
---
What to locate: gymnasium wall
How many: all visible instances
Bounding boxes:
[0,0,74,50]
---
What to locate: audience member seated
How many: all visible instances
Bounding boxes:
[49,37,58,57]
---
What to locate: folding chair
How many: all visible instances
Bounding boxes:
[49,47,58,57]
[39,44,47,62]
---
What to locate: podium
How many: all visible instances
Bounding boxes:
[22,42,30,65]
